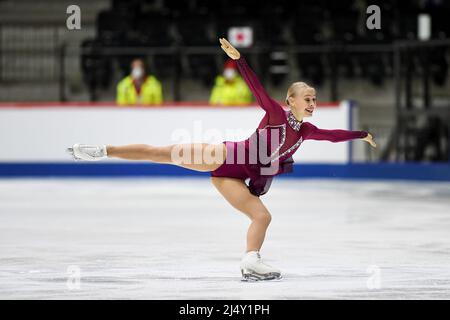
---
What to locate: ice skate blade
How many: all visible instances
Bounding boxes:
[241,269,282,282]
[241,274,283,282]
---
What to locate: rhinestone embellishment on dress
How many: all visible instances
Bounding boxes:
[258,112,305,163]
[287,111,303,131]
[272,136,303,162]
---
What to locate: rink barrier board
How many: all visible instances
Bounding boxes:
[0,162,449,181]
[0,102,354,164]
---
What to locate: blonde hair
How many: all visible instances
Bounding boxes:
[285,82,315,106]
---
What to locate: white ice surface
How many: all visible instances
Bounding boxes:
[0,178,449,299]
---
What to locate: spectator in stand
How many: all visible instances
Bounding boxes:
[209,59,253,105]
[116,58,163,105]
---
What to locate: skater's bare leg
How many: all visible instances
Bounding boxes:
[107,144,172,162]
[107,143,226,172]
[211,177,271,252]
[211,176,280,280]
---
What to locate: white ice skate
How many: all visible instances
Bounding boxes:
[240,251,282,281]
[67,144,107,161]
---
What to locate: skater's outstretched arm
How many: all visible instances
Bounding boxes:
[219,38,285,121]
[305,123,377,147]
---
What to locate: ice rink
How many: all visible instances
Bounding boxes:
[1,177,449,299]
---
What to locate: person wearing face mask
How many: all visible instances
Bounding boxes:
[116,58,163,106]
[209,59,253,105]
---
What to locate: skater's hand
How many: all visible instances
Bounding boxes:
[219,38,240,60]
[362,133,377,148]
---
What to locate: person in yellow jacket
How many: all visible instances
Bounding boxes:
[116,58,163,105]
[209,59,253,105]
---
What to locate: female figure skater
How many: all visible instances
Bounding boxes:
[68,38,377,281]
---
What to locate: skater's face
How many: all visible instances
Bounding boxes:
[288,87,316,117]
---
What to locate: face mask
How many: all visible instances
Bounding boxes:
[223,68,236,80]
[131,67,144,80]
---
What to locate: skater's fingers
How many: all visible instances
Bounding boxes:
[222,38,232,46]
[221,40,231,49]
[222,46,233,55]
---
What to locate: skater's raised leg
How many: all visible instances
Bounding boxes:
[68,143,227,172]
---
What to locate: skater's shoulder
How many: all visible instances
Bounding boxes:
[299,121,317,133]
[301,121,315,128]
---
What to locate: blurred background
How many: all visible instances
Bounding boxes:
[0,0,449,165]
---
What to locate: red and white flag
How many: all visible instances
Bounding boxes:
[228,27,253,48]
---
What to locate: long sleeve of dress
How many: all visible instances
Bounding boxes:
[306,123,368,142]
[236,57,285,121]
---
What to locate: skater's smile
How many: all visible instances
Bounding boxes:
[304,96,316,115]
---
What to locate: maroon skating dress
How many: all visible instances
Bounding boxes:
[211,56,368,197]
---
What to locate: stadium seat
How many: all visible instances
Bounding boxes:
[96,10,132,46]
[80,39,113,101]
